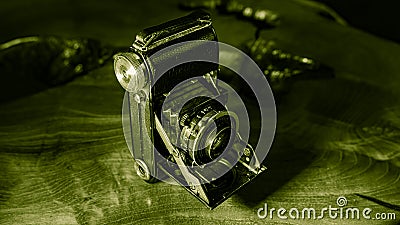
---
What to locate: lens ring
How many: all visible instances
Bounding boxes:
[186,109,238,165]
[208,126,231,159]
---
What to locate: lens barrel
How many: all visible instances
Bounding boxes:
[178,98,237,165]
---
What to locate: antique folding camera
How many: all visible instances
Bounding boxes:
[113,10,265,208]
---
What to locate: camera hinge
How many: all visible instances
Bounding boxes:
[154,115,210,203]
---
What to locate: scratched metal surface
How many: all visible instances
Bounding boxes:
[0,0,399,224]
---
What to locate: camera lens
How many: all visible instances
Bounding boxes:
[114,52,147,92]
[209,127,230,159]
[179,98,237,165]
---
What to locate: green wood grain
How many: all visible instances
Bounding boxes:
[0,0,399,224]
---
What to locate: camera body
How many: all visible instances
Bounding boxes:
[114,10,265,208]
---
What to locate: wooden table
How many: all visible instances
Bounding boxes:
[1,0,399,224]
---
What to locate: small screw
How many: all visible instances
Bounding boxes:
[189,182,196,190]
[244,147,251,156]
